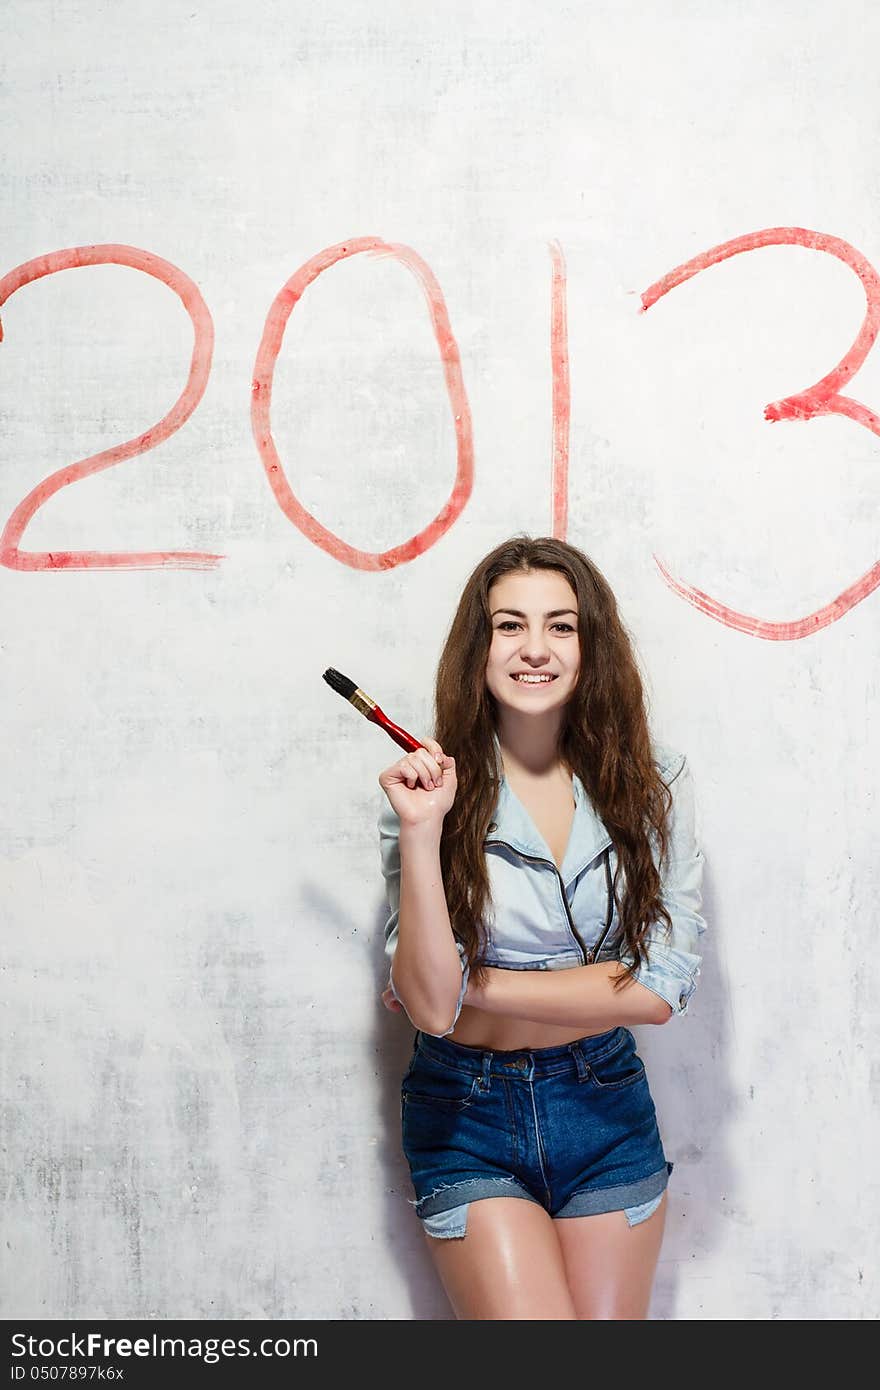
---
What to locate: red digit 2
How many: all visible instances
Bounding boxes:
[0,244,219,571]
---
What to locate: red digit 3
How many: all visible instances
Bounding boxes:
[641,226,880,639]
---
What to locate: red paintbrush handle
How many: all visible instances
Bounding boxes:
[367,704,423,754]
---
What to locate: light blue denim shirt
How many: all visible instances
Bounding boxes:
[377,735,707,1038]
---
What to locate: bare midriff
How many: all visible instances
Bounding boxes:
[443,1003,614,1051]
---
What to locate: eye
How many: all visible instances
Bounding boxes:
[496,621,575,633]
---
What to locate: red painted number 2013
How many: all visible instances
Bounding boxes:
[1,227,878,641]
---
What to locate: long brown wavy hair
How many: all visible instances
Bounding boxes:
[433,534,676,996]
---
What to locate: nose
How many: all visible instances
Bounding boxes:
[519,629,552,662]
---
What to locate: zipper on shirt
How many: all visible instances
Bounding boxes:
[590,849,616,960]
[484,838,614,965]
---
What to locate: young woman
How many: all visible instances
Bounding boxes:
[377,536,706,1319]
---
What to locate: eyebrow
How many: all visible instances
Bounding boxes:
[490,608,578,619]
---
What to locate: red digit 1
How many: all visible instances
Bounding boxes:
[250,236,474,570]
[549,239,570,541]
[0,244,219,571]
[641,226,880,639]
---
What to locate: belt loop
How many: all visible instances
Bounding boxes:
[568,1038,591,1080]
[479,1050,493,1092]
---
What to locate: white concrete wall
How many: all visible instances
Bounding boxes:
[2,0,878,1319]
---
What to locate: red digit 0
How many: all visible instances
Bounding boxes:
[641,226,880,639]
[0,244,219,571]
[250,236,474,570]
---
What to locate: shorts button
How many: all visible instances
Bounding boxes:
[488,822,497,832]
[516,1058,528,1070]
[679,992,687,1009]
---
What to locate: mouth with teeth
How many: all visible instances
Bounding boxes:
[510,673,558,684]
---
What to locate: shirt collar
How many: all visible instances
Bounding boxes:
[486,728,612,887]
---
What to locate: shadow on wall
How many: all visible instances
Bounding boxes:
[635,861,738,1319]
[372,907,457,1320]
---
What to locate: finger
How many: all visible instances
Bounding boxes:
[408,749,443,790]
[420,738,448,778]
[396,755,421,789]
[415,746,445,786]
[421,736,446,765]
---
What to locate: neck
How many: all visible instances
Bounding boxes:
[494,709,567,780]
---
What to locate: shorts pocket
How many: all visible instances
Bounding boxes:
[586,1033,646,1091]
[401,1055,480,1110]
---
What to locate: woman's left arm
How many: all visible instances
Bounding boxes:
[462,961,670,1028]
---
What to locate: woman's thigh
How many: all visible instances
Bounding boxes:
[424,1196,578,1320]
[553,1187,669,1320]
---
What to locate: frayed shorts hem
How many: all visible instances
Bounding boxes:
[414,1163,672,1239]
[412,1175,541,1221]
[413,1179,539,1240]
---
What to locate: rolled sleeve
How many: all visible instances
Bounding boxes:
[389,940,470,1037]
[619,752,707,1018]
[378,797,470,1036]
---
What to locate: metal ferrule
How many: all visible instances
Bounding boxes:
[350,688,377,716]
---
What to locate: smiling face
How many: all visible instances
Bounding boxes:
[485,568,581,717]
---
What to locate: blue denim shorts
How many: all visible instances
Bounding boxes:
[400,1025,673,1240]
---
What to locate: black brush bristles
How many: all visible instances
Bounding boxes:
[322,667,358,699]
